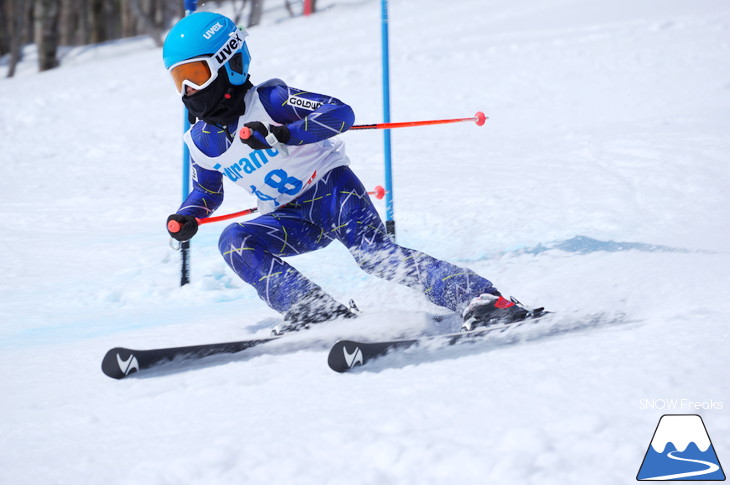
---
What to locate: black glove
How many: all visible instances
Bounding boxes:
[239,121,291,150]
[167,214,198,242]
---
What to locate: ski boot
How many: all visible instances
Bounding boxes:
[460,293,544,332]
[271,289,359,336]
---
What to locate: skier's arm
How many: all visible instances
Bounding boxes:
[176,122,230,218]
[167,161,224,241]
[246,79,355,147]
[168,122,229,241]
[176,161,225,219]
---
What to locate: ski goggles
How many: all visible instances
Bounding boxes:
[168,27,248,96]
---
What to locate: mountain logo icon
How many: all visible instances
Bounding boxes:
[637,414,725,481]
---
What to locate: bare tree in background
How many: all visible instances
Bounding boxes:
[0,2,8,58]
[1,0,326,77]
[229,0,247,25]
[128,0,164,47]
[35,0,61,71]
[4,0,33,78]
[220,0,265,29]
[77,0,91,44]
[250,0,265,27]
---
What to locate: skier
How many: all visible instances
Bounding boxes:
[162,12,541,334]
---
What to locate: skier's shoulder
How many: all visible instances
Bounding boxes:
[255,78,338,105]
[188,121,231,158]
[255,78,290,105]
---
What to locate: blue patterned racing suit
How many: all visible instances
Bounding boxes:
[177,79,497,314]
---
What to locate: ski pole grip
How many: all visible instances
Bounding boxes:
[168,220,183,233]
[371,185,385,199]
[239,126,289,156]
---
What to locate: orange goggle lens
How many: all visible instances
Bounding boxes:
[169,60,214,94]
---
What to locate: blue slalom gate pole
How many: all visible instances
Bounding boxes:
[381,0,396,240]
[179,0,198,286]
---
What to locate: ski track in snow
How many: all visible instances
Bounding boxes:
[1,0,729,484]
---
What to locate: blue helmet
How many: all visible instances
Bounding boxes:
[163,12,251,90]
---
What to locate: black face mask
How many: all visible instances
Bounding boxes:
[182,70,252,126]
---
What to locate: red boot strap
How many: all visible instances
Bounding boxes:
[495,296,515,309]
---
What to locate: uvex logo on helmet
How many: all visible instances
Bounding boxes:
[203,22,224,39]
[214,32,244,65]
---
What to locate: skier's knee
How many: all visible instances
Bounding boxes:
[218,223,253,255]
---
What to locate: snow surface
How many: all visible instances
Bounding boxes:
[1,0,729,483]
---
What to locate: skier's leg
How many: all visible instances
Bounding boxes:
[218,212,335,313]
[321,167,499,313]
[351,236,498,313]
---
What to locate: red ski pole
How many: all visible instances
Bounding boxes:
[350,111,487,131]
[238,112,487,143]
[168,185,386,234]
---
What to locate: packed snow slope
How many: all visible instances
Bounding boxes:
[1,0,729,484]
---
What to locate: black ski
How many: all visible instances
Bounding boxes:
[101,336,280,379]
[328,318,546,373]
